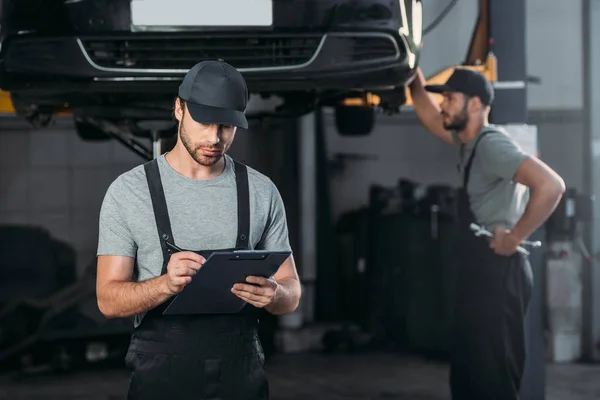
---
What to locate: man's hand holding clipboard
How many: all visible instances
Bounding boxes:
[231,276,278,309]
[160,250,294,316]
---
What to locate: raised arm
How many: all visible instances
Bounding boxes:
[408,68,455,145]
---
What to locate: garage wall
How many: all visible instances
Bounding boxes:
[325,112,456,221]
[420,0,583,111]
[0,116,288,276]
[417,0,479,78]
[0,107,583,274]
[526,0,583,110]
[325,109,585,221]
[0,117,145,275]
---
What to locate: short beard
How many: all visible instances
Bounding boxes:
[443,103,469,132]
[179,122,223,167]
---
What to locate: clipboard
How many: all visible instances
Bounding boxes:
[162,250,292,315]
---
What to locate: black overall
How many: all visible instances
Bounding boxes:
[124,158,269,400]
[449,131,533,400]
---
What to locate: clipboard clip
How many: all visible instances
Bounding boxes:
[229,252,270,260]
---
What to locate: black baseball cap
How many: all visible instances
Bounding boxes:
[178,59,249,129]
[425,68,494,106]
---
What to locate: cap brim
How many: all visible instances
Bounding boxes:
[424,84,459,94]
[186,101,248,129]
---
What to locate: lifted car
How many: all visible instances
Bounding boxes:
[0,0,423,144]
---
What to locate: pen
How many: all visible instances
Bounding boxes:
[166,241,184,252]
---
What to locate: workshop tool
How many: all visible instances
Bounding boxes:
[469,223,542,256]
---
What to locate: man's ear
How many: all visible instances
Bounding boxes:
[174,98,184,122]
[468,96,484,113]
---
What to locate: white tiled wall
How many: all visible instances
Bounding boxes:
[0,117,146,276]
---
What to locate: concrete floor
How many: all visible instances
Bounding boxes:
[0,352,598,400]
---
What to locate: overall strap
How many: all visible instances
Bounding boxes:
[234,160,251,250]
[144,159,174,271]
[462,129,495,189]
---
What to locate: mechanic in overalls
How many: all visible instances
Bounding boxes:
[95,60,301,399]
[408,68,565,399]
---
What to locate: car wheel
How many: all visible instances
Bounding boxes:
[334,105,375,136]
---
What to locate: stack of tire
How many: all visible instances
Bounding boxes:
[0,225,77,305]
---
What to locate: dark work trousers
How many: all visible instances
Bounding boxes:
[125,158,269,400]
[449,132,534,400]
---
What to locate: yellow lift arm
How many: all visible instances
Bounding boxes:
[0,92,71,116]
[344,0,496,107]
[0,90,15,115]
[409,0,496,105]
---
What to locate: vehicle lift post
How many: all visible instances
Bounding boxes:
[486,0,545,398]
[137,120,174,159]
[582,0,600,364]
[151,128,161,159]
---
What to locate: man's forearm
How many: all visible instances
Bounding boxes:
[265,278,301,315]
[97,275,172,318]
[511,181,564,242]
[408,69,454,145]
[409,69,433,122]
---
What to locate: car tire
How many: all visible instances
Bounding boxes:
[334,105,375,136]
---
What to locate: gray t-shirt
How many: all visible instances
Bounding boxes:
[97,154,292,325]
[453,125,530,231]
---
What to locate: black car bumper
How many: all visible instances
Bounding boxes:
[1,30,415,94]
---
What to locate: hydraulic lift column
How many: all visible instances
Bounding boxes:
[151,129,162,159]
[582,0,600,363]
[137,120,175,159]
[488,0,545,398]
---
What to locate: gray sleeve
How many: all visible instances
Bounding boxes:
[478,132,529,181]
[256,181,292,252]
[97,178,138,257]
